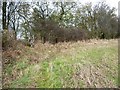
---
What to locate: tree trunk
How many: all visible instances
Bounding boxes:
[2,2,7,29]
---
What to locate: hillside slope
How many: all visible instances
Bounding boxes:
[3,39,118,88]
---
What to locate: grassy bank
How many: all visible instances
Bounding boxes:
[3,39,118,88]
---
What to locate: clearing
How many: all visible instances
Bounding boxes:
[3,39,118,88]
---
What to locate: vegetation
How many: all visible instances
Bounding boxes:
[1,1,119,48]
[1,0,119,88]
[2,39,118,88]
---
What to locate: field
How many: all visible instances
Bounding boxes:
[3,39,118,88]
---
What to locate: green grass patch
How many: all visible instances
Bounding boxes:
[11,73,31,88]
[3,39,118,88]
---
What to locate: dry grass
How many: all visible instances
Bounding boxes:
[2,39,118,88]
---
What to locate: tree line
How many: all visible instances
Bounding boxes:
[1,1,119,49]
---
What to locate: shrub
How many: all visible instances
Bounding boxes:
[2,30,16,51]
